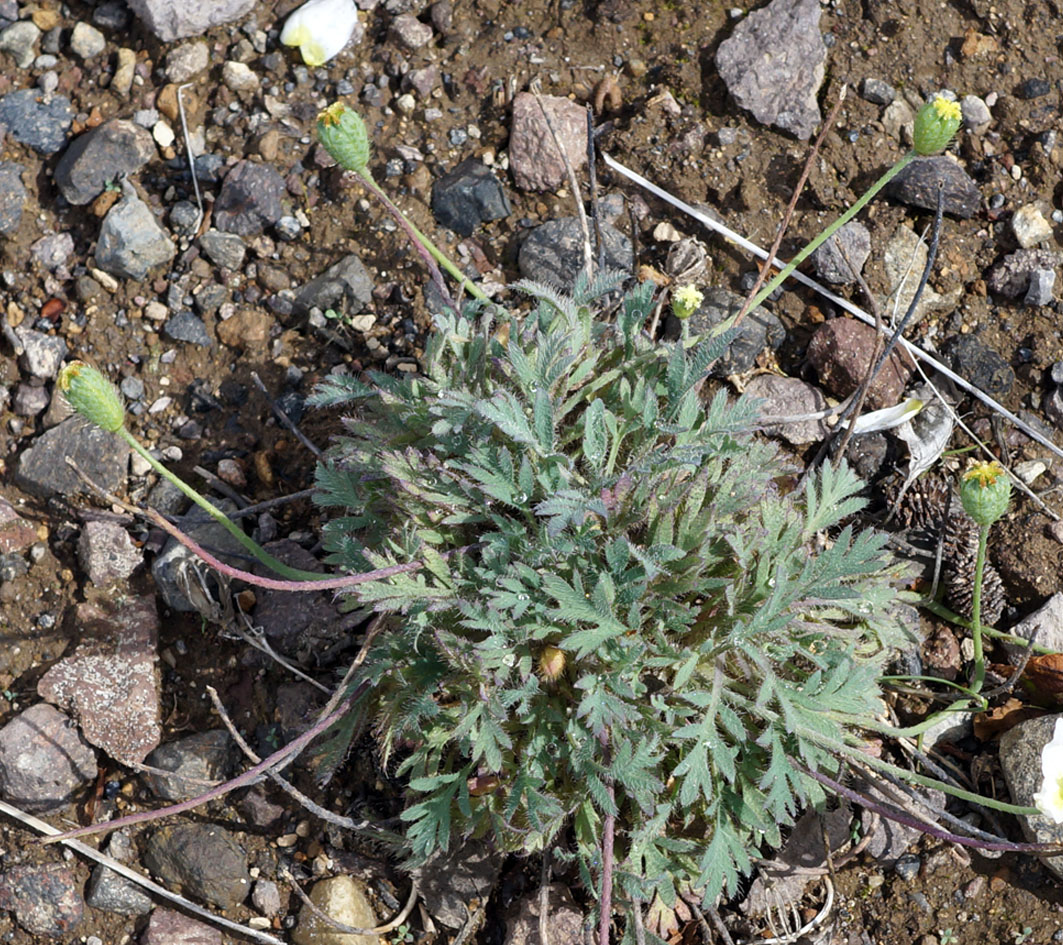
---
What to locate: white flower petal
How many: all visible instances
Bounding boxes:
[846,397,924,435]
[1035,718,1063,823]
[280,0,359,66]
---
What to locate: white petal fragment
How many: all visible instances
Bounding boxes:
[280,0,359,67]
[847,397,924,436]
[1035,718,1063,825]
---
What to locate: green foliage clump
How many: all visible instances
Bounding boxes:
[311,276,913,908]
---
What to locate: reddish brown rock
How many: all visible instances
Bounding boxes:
[806,318,915,409]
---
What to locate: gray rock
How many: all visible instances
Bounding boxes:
[715,0,826,140]
[252,879,282,916]
[431,157,511,236]
[999,713,1063,881]
[76,520,141,585]
[415,840,502,929]
[1012,204,1055,249]
[30,231,75,269]
[886,155,981,219]
[811,220,870,284]
[95,181,176,280]
[213,160,285,236]
[13,382,48,417]
[253,540,342,651]
[164,310,212,347]
[38,595,160,764]
[893,853,921,881]
[881,98,915,143]
[988,248,1063,299]
[54,119,156,206]
[0,703,97,811]
[503,884,583,945]
[125,0,256,41]
[142,730,236,802]
[663,287,785,378]
[164,41,210,83]
[745,375,829,446]
[941,334,1013,395]
[142,907,223,945]
[1003,593,1063,662]
[294,253,374,315]
[0,88,72,154]
[85,832,153,915]
[960,94,991,131]
[390,12,433,49]
[169,200,201,237]
[198,229,246,270]
[69,21,106,58]
[91,1,130,30]
[0,19,39,68]
[0,864,83,936]
[881,224,961,326]
[518,217,632,286]
[0,162,27,235]
[1026,268,1057,306]
[509,92,587,192]
[15,415,130,499]
[142,823,251,910]
[860,77,895,106]
[16,328,67,379]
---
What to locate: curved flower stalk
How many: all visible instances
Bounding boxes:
[280,0,359,67]
[58,362,327,583]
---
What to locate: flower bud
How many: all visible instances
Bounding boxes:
[913,95,962,156]
[317,103,369,172]
[57,361,125,433]
[960,460,1011,527]
[539,645,566,682]
[671,284,704,321]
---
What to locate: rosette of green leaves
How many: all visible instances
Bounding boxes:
[311,276,912,907]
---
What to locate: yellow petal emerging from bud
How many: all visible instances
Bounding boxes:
[316,102,370,172]
[671,284,704,321]
[58,361,126,433]
[913,95,962,156]
[960,459,1011,526]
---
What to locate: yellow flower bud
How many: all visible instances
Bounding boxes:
[539,645,566,682]
[960,459,1011,526]
[913,95,962,156]
[317,103,370,172]
[672,284,704,321]
[57,361,126,433]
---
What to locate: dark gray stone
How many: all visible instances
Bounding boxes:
[198,229,246,270]
[987,248,1063,299]
[54,119,155,205]
[213,160,285,236]
[431,157,511,237]
[893,853,921,881]
[715,0,826,140]
[941,334,1013,395]
[142,823,251,910]
[85,832,153,915]
[142,730,236,802]
[0,703,97,811]
[95,182,176,280]
[885,155,981,219]
[164,310,212,347]
[0,864,83,936]
[76,520,141,585]
[414,839,502,929]
[0,88,72,154]
[663,287,785,378]
[745,374,828,445]
[811,220,870,284]
[0,162,26,235]
[518,217,632,286]
[15,416,130,499]
[860,77,896,105]
[1025,268,1056,306]
[294,253,374,315]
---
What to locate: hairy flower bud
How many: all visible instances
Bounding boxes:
[671,284,704,321]
[57,361,125,433]
[913,95,962,156]
[960,459,1011,526]
[317,102,370,172]
[539,645,566,682]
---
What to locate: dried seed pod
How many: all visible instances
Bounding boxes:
[886,473,952,531]
[940,508,1006,624]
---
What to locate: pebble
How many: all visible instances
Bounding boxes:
[715,0,826,140]
[199,229,247,270]
[111,46,136,97]
[0,499,38,555]
[92,0,130,30]
[960,93,991,131]
[860,76,895,105]
[54,118,156,205]
[222,59,260,92]
[13,382,49,417]
[69,21,106,58]
[987,248,1063,299]
[0,703,97,811]
[886,155,981,218]
[0,162,27,235]
[519,217,632,286]
[0,864,84,936]
[85,832,153,916]
[213,160,285,236]
[0,88,73,154]
[142,907,223,945]
[16,327,67,379]
[165,40,210,82]
[294,253,374,314]
[431,157,511,237]
[894,853,922,881]
[152,120,175,147]
[0,19,40,67]
[744,374,829,445]
[390,12,434,49]
[811,220,870,284]
[169,200,201,237]
[124,0,256,42]
[15,415,130,498]
[941,333,1013,395]
[1012,204,1055,248]
[291,875,379,945]
[143,823,251,910]
[30,231,75,269]
[76,520,141,585]
[95,181,177,279]
[1025,268,1056,306]
[509,92,587,192]
[807,318,913,409]
[252,879,282,916]
[1019,77,1051,99]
